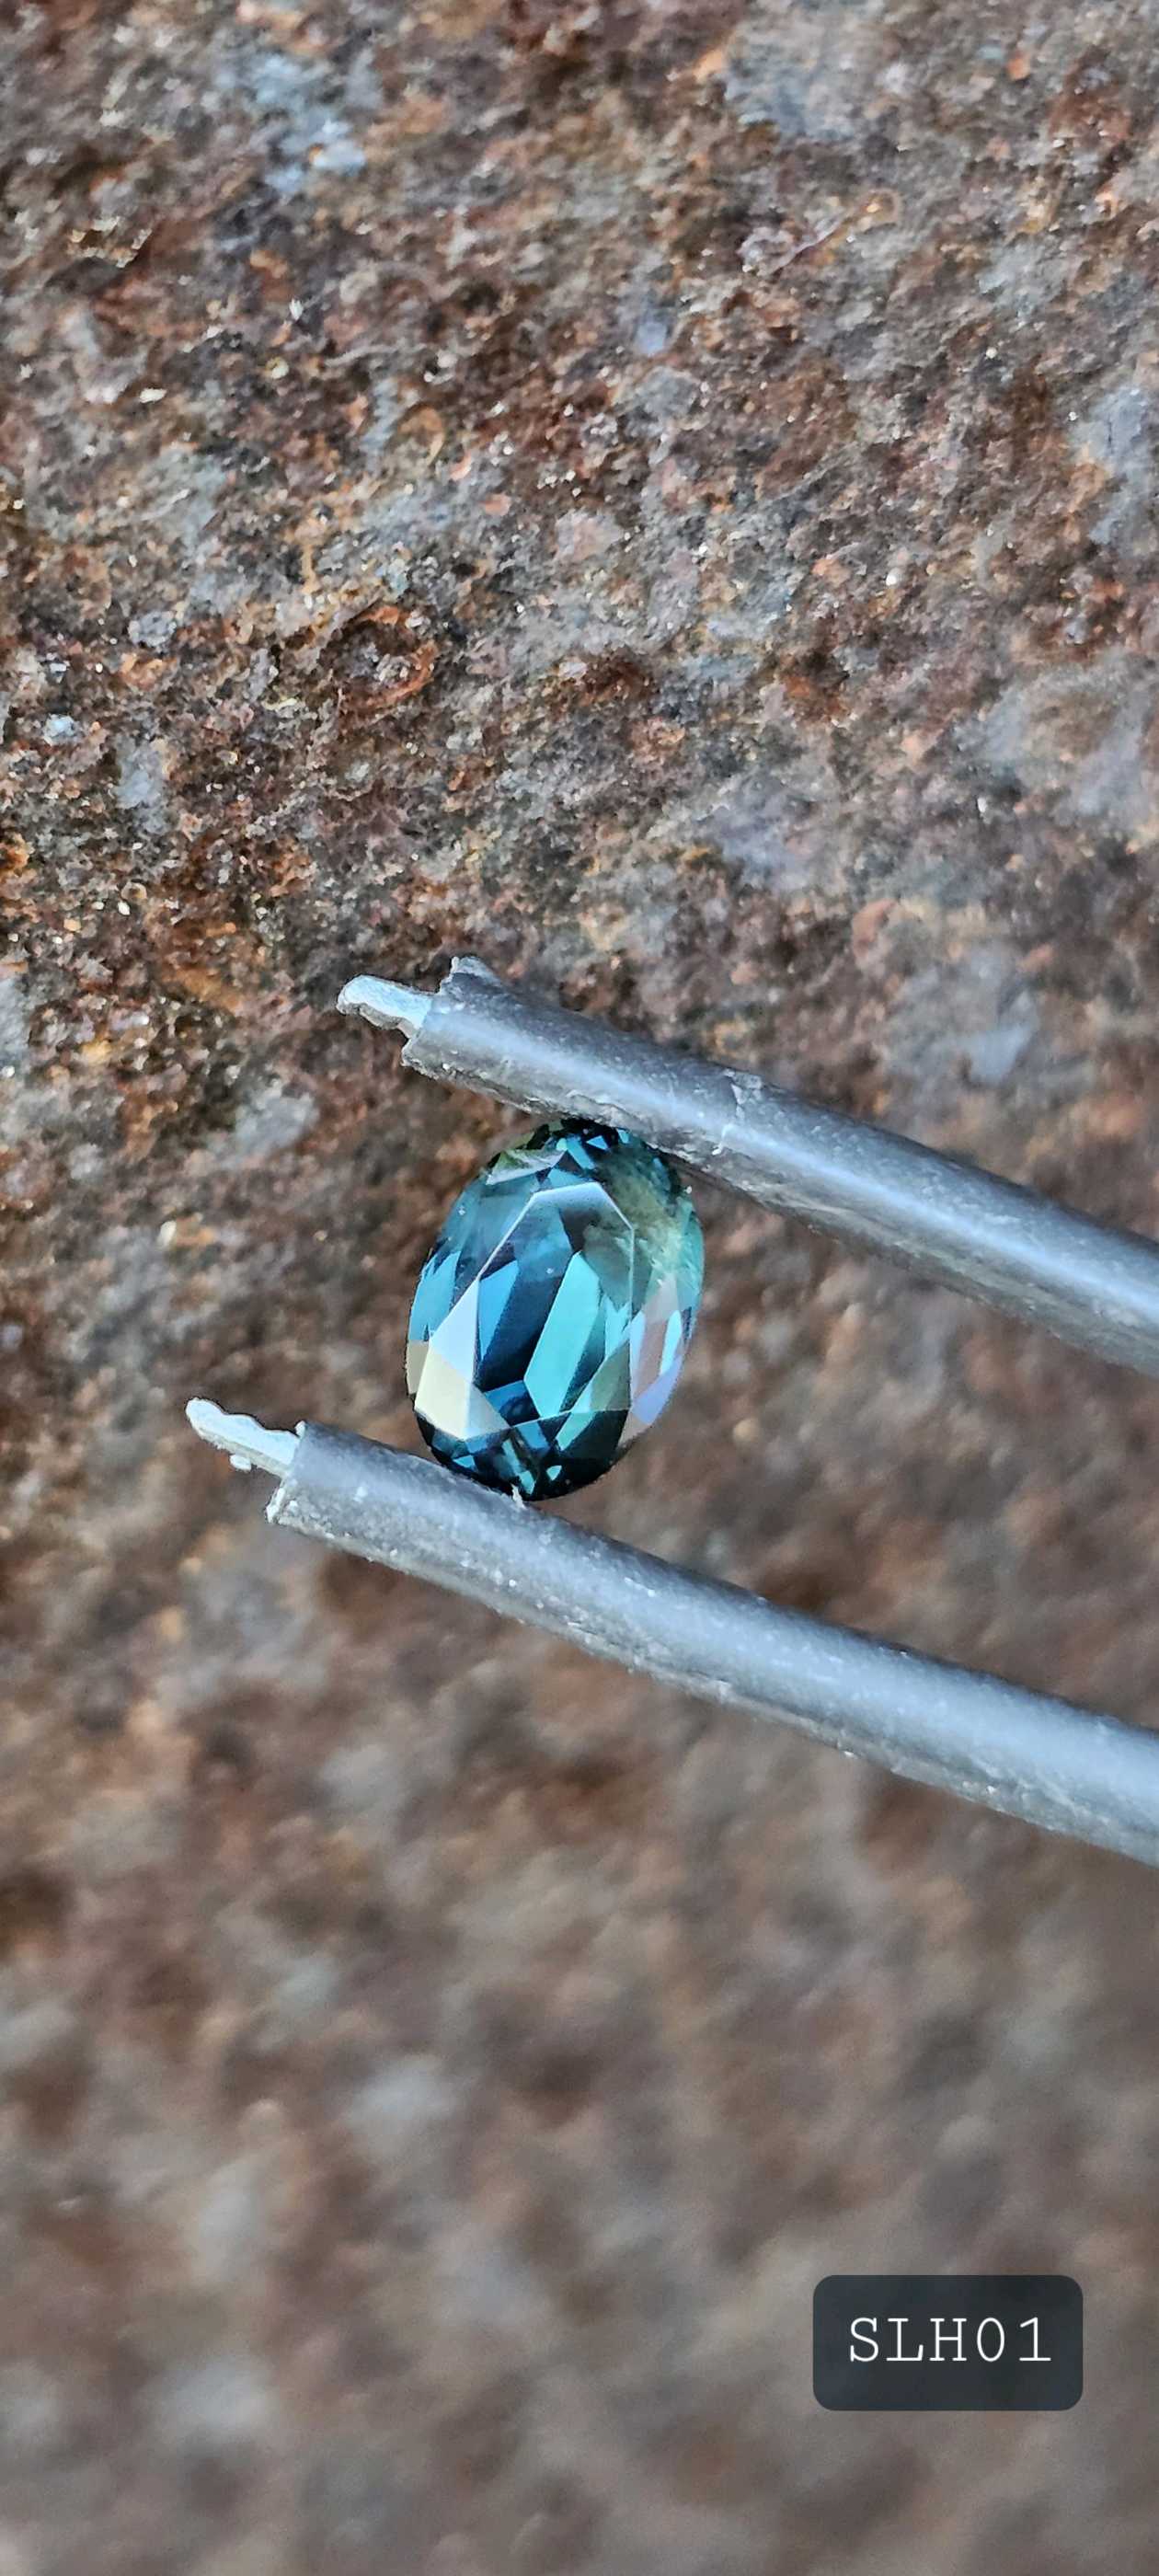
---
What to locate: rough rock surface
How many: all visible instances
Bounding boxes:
[5,0,1159,2568]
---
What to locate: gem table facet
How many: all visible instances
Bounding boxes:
[406,1121,705,1501]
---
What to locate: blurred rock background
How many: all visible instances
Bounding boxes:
[5,0,1159,2568]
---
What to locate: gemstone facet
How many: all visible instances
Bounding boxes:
[407,1121,704,1501]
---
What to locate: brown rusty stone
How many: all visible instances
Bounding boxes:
[5,0,1159,2568]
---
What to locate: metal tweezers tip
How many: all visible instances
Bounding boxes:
[186,1398,299,1479]
[336,974,433,1040]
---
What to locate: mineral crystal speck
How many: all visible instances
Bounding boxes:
[407,1121,704,1501]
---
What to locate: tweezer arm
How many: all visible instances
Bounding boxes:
[341,959,1159,1380]
[187,1408,1159,1868]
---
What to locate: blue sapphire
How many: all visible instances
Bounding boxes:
[406,1121,704,1501]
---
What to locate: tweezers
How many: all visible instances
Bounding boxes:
[188,958,1159,1868]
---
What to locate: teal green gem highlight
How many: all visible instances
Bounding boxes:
[406,1121,704,1501]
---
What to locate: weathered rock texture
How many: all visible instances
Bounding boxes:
[5,0,1159,2568]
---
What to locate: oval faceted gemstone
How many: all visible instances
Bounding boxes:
[407,1121,704,1501]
